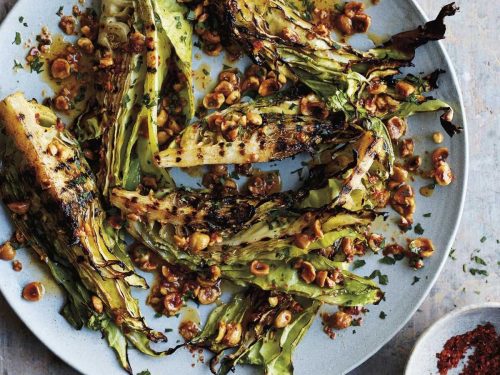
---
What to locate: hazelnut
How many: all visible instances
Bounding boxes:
[386,116,407,140]
[54,95,70,111]
[189,232,210,253]
[0,242,16,261]
[352,14,371,33]
[315,270,328,287]
[197,286,220,305]
[204,43,223,56]
[157,109,168,127]
[202,30,221,44]
[51,58,71,80]
[225,90,241,105]
[393,184,414,206]
[312,219,324,239]
[299,95,329,119]
[179,320,199,341]
[434,162,453,186]
[409,238,435,258]
[12,260,23,272]
[219,71,239,86]
[329,311,352,329]
[214,321,227,343]
[214,81,234,97]
[163,292,183,315]
[22,282,45,302]
[383,244,404,256]
[395,81,416,97]
[368,81,387,95]
[368,234,385,252]
[391,166,408,183]
[431,147,449,167]
[344,2,365,18]
[223,322,242,347]
[203,92,225,109]
[258,78,280,97]
[77,37,94,54]
[400,139,414,158]
[241,76,260,92]
[157,130,170,146]
[406,155,422,171]
[274,310,293,328]
[341,237,355,257]
[335,14,353,35]
[299,261,316,284]
[59,16,76,35]
[432,132,444,144]
[294,233,312,249]
[7,202,30,215]
[91,295,104,313]
[246,112,263,126]
[249,260,270,276]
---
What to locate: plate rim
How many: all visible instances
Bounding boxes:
[404,302,500,375]
[0,1,469,374]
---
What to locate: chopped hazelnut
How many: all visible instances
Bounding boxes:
[59,16,76,35]
[258,78,281,97]
[274,310,293,328]
[189,232,210,253]
[203,92,225,109]
[386,117,407,140]
[22,282,45,302]
[329,311,352,329]
[197,286,220,305]
[223,322,242,346]
[179,320,199,341]
[0,242,16,261]
[249,260,270,276]
[51,58,71,80]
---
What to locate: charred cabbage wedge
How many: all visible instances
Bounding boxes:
[189,288,321,375]
[211,1,462,136]
[93,0,194,194]
[0,93,164,373]
[155,93,356,168]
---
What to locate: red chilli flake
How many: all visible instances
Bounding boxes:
[436,322,500,375]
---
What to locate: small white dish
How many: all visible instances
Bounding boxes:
[406,303,500,375]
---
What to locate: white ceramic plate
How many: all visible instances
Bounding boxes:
[0,1,467,374]
[406,303,500,375]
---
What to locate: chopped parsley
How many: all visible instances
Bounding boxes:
[12,32,21,45]
[367,270,388,285]
[449,248,456,260]
[12,60,23,71]
[480,236,487,243]
[18,16,28,27]
[137,371,151,375]
[352,260,366,270]
[379,311,387,319]
[56,6,64,16]
[352,259,366,271]
[469,268,488,277]
[154,312,162,318]
[423,212,431,218]
[472,256,487,266]
[164,328,173,333]
[202,68,210,76]
[379,256,396,265]
[414,223,425,235]
[411,276,420,285]
[29,56,44,74]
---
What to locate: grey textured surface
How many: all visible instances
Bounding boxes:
[0,1,499,374]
